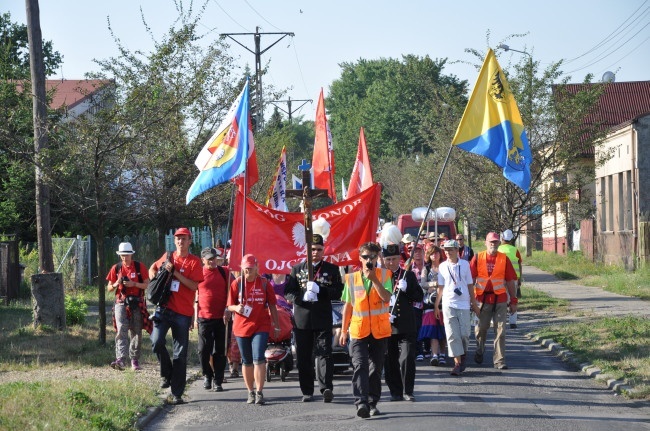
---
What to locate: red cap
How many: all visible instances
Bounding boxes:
[486,232,500,242]
[241,254,257,269]
[174,227,192,237]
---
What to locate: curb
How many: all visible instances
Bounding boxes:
[526,332,638,397]
[135,367,202,430]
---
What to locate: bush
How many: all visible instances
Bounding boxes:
[65,296,88,326]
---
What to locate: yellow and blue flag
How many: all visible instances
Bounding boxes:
[452,49,532,192]
[186,81,250,204]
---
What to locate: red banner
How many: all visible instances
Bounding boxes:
[230,183,382,273]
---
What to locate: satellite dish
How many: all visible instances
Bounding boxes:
[602,71,616,83]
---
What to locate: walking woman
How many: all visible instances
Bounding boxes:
[227,254,281,405]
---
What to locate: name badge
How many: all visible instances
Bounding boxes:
[171,280,180,292]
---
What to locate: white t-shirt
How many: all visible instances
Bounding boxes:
[437,259,473,310]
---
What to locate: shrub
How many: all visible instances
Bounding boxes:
[65,296,88,326]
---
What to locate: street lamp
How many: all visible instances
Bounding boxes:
[497,44,535,257]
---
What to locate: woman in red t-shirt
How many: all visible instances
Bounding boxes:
[227,254,281,405]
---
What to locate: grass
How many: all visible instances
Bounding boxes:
[525,250,650,399]
[534,316,650,398]
[0,298,200,430]
[526,250,650,300]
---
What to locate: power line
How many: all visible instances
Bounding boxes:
[564,1,649,64]
[244,0,282,32]
[211,0,249,32]
[599,35,650,76]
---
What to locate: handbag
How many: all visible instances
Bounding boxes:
[146,252,174,307]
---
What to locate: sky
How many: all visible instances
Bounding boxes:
[5,0,650,120]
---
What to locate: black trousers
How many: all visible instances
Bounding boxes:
[197,318,227,385]
[294,327,333,396]
[384,332,417,397]
[350,335,387,406]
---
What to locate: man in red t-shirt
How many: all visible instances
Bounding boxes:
[106,242,150,371]
[148,227,204,405]
[195,247,231,392]
[469,232,517,370]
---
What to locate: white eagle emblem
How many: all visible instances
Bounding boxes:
[292,223,307,256]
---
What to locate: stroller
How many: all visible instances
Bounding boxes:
[265,298,294,382]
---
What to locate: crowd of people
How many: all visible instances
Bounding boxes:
[105,225,523,415]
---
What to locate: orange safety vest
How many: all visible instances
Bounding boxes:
[346,268,392,340]
[475,251,507,296]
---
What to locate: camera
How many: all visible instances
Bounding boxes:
[122,276,129,284]
[454,287,463,296]
[365,261,374,270]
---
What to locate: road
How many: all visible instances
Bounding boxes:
[142,329,650,431]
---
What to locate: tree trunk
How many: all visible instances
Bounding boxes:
[95,227,107,344]
[26,0,54,273]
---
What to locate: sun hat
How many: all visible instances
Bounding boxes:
[116,242,135,255]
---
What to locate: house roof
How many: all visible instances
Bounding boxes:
[46,79,113,110]
[555,80,650,155]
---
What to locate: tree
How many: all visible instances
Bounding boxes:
[50,2,239,343]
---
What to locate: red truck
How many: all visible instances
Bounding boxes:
[397,207,457,241]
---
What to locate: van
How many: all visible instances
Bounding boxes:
[396,213,457,241]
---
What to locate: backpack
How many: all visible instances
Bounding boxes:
[146,252,174,307]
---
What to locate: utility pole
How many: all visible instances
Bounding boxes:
[269,97,312,123]
[221,27,294,130]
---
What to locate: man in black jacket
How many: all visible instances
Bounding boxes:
[285,234,344,403]
[382,243,424,402]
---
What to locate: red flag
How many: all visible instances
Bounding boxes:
[347,127,374,198]
[312,88,337,202]
[230,183,382,273]
[233,115,258,195]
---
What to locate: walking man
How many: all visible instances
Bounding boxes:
[196,247,231,392]
[498,229,523,329]
[106,242,151,371]
[339,242,392,418]
[470,232,518,370]
[284,234,344,403]
[149,227,204,405]
[382,243,423,402]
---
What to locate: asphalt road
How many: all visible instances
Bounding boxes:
[143,332,650,431]
[142,265,650,430]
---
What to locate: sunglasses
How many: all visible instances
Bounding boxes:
[360,254,378,260]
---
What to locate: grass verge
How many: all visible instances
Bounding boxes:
[525,251,650,399]
[0,298,199,430]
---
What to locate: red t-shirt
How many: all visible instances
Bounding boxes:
[197,266,230,319]
[153,252,203,317]
[470,253,517,303]
[227,276,277,337]
[106,261,149,299]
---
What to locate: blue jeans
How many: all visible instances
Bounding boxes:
[236,332,269,365]
[150,308,192,397]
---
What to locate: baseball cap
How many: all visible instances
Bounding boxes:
[486,232,500,242]
[201,247,218,259]
[241,254,258,269]
[502,229,514,241]
[443,239,460,249]
[174,227,192,237]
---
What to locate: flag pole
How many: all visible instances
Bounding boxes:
[239,78,251,298]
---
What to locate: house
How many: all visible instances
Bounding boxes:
[541,80,650,259]
[595,112,650,269]
[14,79,113,118]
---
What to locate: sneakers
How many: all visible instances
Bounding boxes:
[474,352,483,364]
[255,391,265,405]
[203,377,212,390]
[404,393,416,402]
[247,391,256,404]
[430,354,439,366]
[160,378,171,389]
[510,323,517,329]
[214,380,223,392]
[415,354,424,362]
[110,358,125,371]
[460,354,467,372]
[439,353,447,365]
[301,394,313,402]
[450,364,461,376]
[495,364,509,370]
[322,388,333,403]
[131,359,141,371]
[356,403,370,419]
[230,370,240,378]
[369,405,381,416]
[390,394,404,401]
